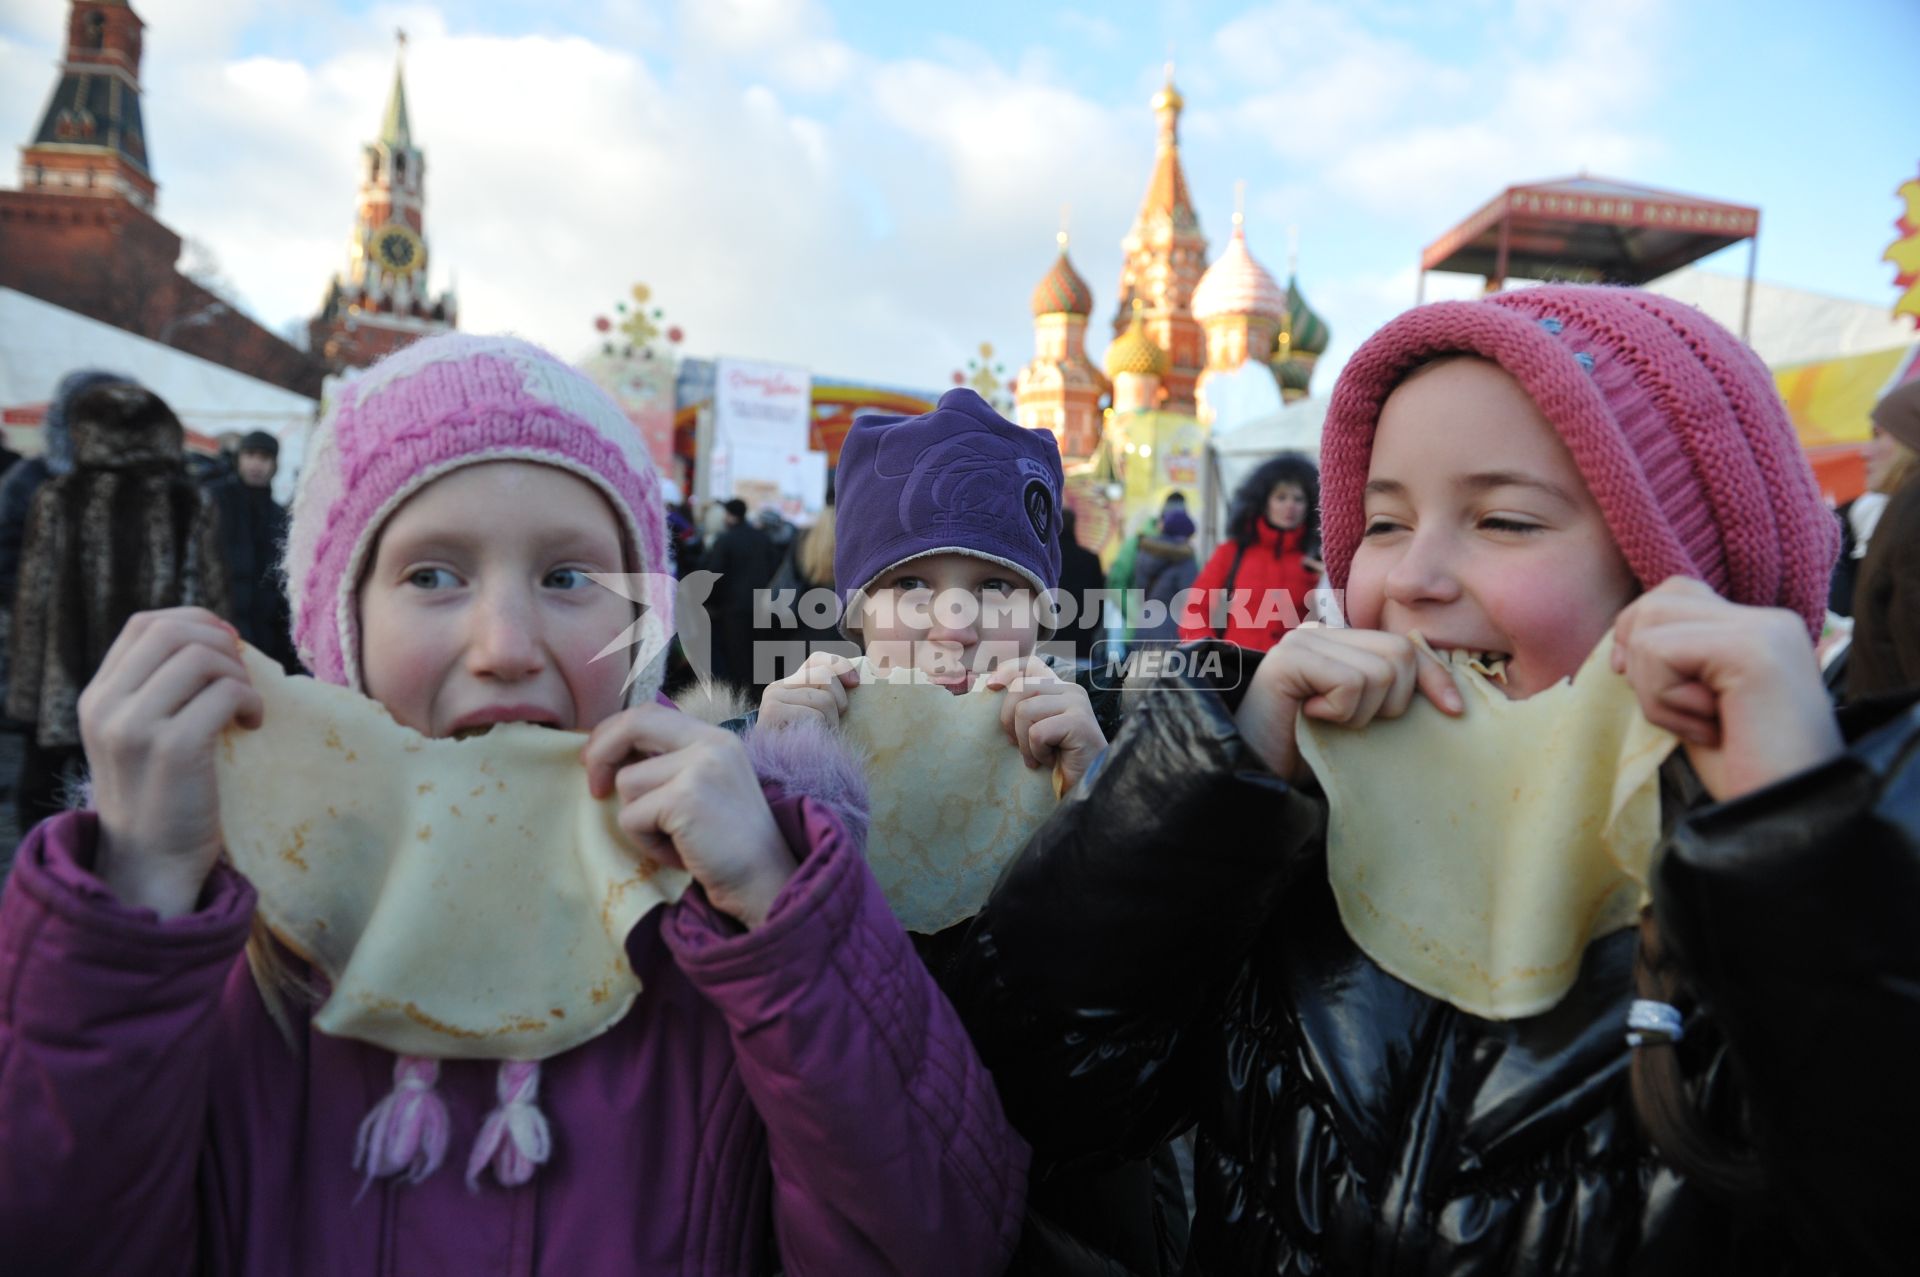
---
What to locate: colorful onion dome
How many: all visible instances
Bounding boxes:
[1191,223,1287,323]
[1106,306,1170,378]
[1275,356,1312,394]
[1285,274,1330,356]
[1031,242,1093,317]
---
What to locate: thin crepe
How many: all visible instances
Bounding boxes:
[216,645,690,1059]
[1295,634,1677,1020]
[835,660,1061,934]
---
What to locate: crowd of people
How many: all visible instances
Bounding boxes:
[0,285,1915,1275]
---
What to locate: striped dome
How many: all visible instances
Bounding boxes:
[1105,310,1170,378]
[1031,251,1093,317]
[1275,356,1311,393]
[1191,227,1286,323]
[1286,275,1330,356]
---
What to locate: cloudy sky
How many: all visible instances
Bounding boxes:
[1,0,1911,395]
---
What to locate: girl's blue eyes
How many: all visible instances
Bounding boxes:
[403,567,595,590]
[407,567,460,589]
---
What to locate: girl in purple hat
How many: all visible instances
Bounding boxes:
[757,386,1110,791]
[948,286,1917,1275]
[0,334,1026,1275]
[754,388,1193,1274]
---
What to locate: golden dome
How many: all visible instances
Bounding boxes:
[1106,306,1170,378]
[1151,63,1184,114]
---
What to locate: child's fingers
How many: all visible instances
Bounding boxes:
[798,651,860,699]
[91,614,241,707]
[581,705,710,798]
[165,677,265,752]
[1297,644,1396,725]
[1411,643,1464,715]
[1617,623,1726,746]
[614,781,687,872]
[613,752,682,804]
[1010,691,1076,768]
[91,643,254,755]
[771,685,844,725]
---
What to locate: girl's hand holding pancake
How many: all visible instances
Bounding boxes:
[984,657,1107,790]
[1236,626,1463,783]
[584,707,796,930]
[758,651,862,731]
[1611,576,1842,802]
[78,607,265,919]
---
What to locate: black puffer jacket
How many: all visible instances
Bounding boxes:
[953,641,1920,1275]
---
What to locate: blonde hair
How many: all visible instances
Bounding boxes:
[1872,437,1920,495]
[798,505,837,587]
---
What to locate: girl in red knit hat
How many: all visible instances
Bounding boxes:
[950,285,1915,1275]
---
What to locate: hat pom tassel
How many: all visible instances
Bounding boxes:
[466,1060,552,1190]
[353,1055,451,1188]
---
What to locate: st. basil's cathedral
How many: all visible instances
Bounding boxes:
[1012,71,1329,552]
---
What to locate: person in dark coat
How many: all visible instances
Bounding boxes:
[700,498,780,692]
[1848,378,1920,700]
[953,289,1911,1276]
[1053,508,1111,670]
[8,381,227,831]
[0,371,125,721]
[207,431,298,672]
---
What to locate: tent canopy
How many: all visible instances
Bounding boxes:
[1422,176,1758,289]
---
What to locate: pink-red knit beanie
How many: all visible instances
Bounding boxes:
[284,332,673,699]
[1320,285,1838,636]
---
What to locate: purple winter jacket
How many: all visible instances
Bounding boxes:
[0,728,1028,1275]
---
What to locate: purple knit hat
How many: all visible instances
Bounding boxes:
[285,332,673,699]
[1320,285,1838,637]
[834,388,1064,631]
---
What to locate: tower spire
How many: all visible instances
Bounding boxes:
[381,29,412,147]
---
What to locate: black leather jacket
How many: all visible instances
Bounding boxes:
[952,642,1920,1275]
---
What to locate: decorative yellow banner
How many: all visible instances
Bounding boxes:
[1773,344,1915,448]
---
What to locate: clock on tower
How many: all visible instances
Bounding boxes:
[374,222,424,275]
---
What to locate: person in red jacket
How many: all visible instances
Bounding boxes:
[1180,453,1323,650]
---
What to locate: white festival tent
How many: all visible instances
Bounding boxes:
[0,288,316,503]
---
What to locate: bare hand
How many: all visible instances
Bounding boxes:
[1234,625,1462,782]
[1611,577,1842,802]
[583,707,796,929]
[983,656,1107,790]
[79,608,264,918]
[757,651,862,731]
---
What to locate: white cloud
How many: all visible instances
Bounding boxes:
[675,0,856,94]
[1210,0,1665,220]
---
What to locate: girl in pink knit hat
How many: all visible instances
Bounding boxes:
[950,286,1917,1275]
[0,333,1027,1275]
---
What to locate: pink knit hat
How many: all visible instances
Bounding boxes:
[286,331,673,700]
[1319,285,1838,636]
